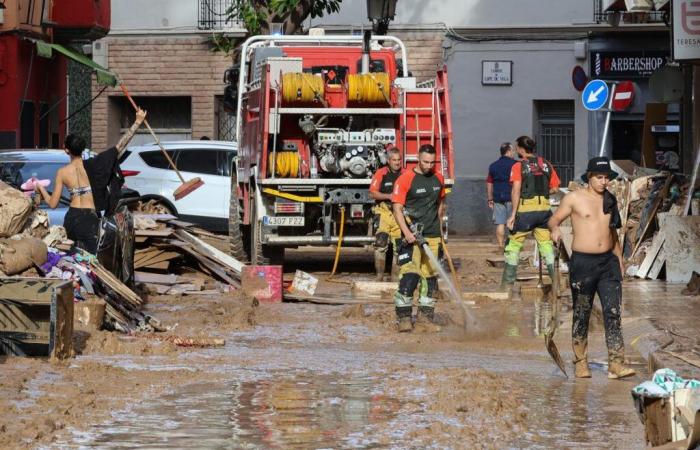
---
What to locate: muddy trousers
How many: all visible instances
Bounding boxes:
[373,203,401,280]
[394,237,441,320]
[501,200,555,286]
[569,250,625,363]
[501,227,555,285]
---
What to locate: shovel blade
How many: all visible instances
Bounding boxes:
[545,331,568,377]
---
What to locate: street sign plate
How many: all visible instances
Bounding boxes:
[572,65,588,92]
[612,80,635,111]
[582,79,609,111]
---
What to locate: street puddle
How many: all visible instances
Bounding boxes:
[70,372,400,449]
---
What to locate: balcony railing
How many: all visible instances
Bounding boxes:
[594,0,669,25]
[198,0,240,31]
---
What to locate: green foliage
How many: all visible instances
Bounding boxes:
[227,0,343,34]
[208,33,238,55]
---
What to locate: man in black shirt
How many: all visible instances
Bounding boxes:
[391,144,446,332]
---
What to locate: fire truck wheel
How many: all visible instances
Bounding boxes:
[228,175,251,263]
[251,200,284,266]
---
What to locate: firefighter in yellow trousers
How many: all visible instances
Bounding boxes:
[392,144,445,333]
[501,136,561,287]
[370,148,404,281]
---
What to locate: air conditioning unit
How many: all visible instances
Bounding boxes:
[624,0,653,11]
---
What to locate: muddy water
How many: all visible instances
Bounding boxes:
[55,295,645,449]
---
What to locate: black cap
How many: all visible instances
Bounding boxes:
[580,156,619,183]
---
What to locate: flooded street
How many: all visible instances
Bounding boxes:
[32,240,647,449]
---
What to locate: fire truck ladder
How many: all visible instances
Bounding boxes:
[402,88,436,166]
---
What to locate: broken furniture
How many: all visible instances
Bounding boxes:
[0,278,73,358]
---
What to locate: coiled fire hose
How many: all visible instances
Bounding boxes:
[268,151,299,177]
[347,73,390,103]
[282,72,326,104]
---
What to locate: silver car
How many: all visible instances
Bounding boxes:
[0,149,139,226]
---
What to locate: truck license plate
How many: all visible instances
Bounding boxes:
[264,216,305,226]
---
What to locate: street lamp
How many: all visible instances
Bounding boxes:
[366,0,397,35]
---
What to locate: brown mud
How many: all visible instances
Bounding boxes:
[0,240,647,449]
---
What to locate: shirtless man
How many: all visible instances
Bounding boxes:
[548,157,635,380]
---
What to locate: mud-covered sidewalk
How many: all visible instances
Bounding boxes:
[2,238,698,449]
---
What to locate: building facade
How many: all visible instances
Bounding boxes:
[89,0,246,151]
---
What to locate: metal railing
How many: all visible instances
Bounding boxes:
[198,0,238,30]
[594,0,669,25]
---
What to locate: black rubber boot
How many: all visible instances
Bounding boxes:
[415,306,441,332]
[396,306,413,332]
[374,249,387,281]
[500,264,518,289]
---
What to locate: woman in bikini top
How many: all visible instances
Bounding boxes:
[36,134,99,253]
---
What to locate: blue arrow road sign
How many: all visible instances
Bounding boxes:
[582,79,609,111]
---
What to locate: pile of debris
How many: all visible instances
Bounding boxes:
[609,161,699,283]
[1,181,248,345]
[131,213,242,294]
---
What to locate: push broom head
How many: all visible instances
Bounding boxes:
[174,177,204,200]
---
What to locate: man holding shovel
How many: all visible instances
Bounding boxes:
[548,157,635,380]
[391,144,446,333]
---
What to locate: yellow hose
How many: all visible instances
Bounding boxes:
[282,72,325,103]
[329,206,345,278]
[347,72,390,103]
[268,151,299,177]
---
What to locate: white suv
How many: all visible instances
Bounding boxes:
[120,140,237,232]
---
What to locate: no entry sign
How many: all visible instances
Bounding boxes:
[612,81,635,111]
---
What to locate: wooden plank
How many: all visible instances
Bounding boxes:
[631,176,673,259]
[178,245,239,286]
[135,229,173,237]
[135,251,179,269]
[133,213,178,221]
[636,231,665,279]
[462,290,510,300]
[283,293,393,305]
[140,261,169,270]
[134,272,180,285]
[174,229,243,275]
[647,246,666,280]
[351,281,396,295]
[91,263,143,308]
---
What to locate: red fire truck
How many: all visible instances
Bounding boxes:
[227,31,454,265]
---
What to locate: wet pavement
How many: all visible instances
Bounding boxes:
[21,239,700,449]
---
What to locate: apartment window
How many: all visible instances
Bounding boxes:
[535,100,575,186]
[111,96,192,145]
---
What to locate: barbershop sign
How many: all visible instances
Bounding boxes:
[591,51,668,79]
[673,0,700,61]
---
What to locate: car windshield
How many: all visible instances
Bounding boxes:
[0,161,70,200]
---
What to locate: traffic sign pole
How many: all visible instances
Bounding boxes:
[598,83,616,158]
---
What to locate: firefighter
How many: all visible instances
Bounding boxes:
[501,136,560,288]
[369,147,404,281]
[391,144,446,333]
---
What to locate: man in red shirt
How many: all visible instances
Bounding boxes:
[501,136,560,288]
[391,144,446,332]
[369,148,404,281]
